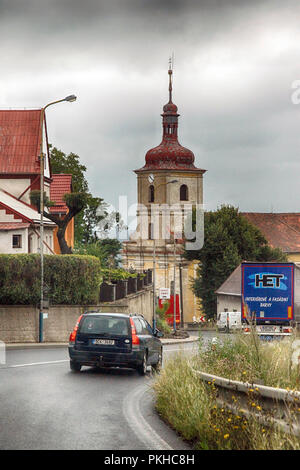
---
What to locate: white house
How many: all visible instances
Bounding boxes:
[0,109,56,254]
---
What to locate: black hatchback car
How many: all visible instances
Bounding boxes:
[68,312,163,375]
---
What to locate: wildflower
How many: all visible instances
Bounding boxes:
[255,387,259,392]
[256,406,262,411]
[249,389,254,393]
[262,429,266,433]
[224,434,230,439]
[227,418,232,423]
[251,402,256,407]
[233,426,239,429]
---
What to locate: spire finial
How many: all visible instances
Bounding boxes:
[168,55,173,103]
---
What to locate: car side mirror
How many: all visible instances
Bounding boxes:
[154,329,164,338]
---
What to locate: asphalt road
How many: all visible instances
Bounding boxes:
[0,331,224,450]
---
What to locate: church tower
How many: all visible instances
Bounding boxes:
[123,63,206,326]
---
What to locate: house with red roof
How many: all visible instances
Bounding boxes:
[0,109,73,254]
[241,212,300,262]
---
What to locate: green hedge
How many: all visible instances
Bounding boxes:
[0,254,101,305]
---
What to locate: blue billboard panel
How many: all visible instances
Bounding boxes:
[241,263,294,322]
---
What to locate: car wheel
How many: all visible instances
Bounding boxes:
[70,360,81,372]
[152,349,163,373]
[137,352,147,376]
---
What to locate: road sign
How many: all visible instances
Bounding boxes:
[159,288,170,300]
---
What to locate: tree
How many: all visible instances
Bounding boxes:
[74,238,122,269]
[184,205,287,319]
[30,190,88,254]
[49,146,105,243]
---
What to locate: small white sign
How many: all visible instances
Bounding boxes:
[159,288,170,300]
[43,313,48,319]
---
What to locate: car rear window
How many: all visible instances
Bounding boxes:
[79,316,129,336]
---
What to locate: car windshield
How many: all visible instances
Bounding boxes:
[79,316,129,336]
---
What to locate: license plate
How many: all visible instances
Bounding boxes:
[260,326,276,332]
[92,339,115,345]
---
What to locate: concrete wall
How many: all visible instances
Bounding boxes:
[0,286,153,343]
[216,294,241,315]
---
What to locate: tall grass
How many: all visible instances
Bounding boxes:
[195,332,300,389]
[153,354,300,450]
[153,332,300,449]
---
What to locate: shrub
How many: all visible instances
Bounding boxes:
[0,254,101,305]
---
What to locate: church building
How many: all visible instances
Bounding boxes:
[122,65,206,326]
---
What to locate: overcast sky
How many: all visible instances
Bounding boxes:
[1,0,300,216]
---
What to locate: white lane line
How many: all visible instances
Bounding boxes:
[123,383,173,451]
[0,359,69,369]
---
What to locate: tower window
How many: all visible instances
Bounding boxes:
[149,185,154,203]
[180,184,188,201]
[148,223,154,240]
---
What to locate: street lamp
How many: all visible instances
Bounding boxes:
[149,177,178,332]
[39,94,77,343]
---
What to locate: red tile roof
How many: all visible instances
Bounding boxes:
[0,222,30,231]
[242,212,300,253]
[0,110,43,174]
[50,174,72,214]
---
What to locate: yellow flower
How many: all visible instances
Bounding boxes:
[251,402,256,407]
[227,418,232,422]
[262,429,266,433]
[224,434,230,439]
[233,426,239,429]
[249,389,254,393]
[256,406,262,411]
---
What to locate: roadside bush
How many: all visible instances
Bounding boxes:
[0,254,101,305]
[155,302,172,335]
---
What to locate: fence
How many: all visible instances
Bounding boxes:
[99,270,152,303]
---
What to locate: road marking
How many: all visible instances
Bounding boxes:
[0,359,69,369]
[123,383,173,451]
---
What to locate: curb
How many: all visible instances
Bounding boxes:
[5,337,199,350]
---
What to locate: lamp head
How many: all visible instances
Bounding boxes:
[64,94,77,102]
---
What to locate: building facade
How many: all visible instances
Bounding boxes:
[122,66,206,325]
[0,109,74,254]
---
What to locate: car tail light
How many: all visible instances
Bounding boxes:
[129,318,140,345]
[69,315,83,344]
[283,327,292,334]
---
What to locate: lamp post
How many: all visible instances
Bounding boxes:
[39,94,77,343]
[149,177,178,332]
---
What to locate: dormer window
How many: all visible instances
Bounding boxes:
[180,184,188,201]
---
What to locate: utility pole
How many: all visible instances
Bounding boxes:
[179,261,184,329]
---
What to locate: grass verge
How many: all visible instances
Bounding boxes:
[153,333,300,450]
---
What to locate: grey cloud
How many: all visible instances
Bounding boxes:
[1,0,300,215]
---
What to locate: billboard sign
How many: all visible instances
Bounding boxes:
[241,263,294,322]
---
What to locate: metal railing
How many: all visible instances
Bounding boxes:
[189,364,300,436]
